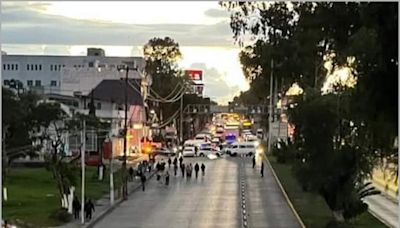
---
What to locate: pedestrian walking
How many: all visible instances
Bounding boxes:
[252,155,256,169]
[84,199,95,220]
[174,163,178,176]
[168,157,172,169]
[181,163,185,177]
[261,162,264,177]
[165,171,170,186]
[129,167,134,181]
[179,156,183,167]
[173,157,178,167]
[72,196,80,219]
[194,163,200,178]
[201,163,206,176]
[141,173,147,191]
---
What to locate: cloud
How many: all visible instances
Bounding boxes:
[189,62,240,105]
[2,2,235,47]
[204,8,230,18]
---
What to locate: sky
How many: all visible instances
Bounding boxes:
[1,1,250,105]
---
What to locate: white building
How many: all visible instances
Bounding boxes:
[1,48,146,95]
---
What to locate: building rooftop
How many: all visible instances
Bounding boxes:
[88,79,143,106]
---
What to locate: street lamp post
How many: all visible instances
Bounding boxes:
[118,61,137,201]
[267,59,274,155]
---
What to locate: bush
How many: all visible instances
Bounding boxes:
[49,208,72,223]
[272,140,294,164]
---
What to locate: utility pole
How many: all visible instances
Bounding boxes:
[109,135,114,205]
[122,66,129,200]
[179,92,184,145]
[267,59,274,155]
[80,119,86,225]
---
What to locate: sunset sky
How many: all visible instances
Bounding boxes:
[1,1,250,104]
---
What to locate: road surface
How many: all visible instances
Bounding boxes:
[95,156,301,228]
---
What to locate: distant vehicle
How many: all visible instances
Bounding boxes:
[182,147,196,157]
[194,133,212,143]
[198,147,221,157]
[226,142,257,157]
[225,134,237,145]
[153,147,175,156]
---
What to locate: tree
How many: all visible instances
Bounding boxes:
[223,2,397,224]
[288,92,379,224]
[143,37,187,120]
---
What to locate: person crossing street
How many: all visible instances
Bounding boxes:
[194,163,200,178]
[201,163,206,177]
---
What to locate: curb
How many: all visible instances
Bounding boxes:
[84,171,157,228]
[265,156,307,228]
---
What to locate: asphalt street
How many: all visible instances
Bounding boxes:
[95,156,301,228]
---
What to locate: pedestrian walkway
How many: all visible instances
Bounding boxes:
[54,170,155,228]
[365,194,399,228]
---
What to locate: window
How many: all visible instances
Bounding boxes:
[35,65,38,71]
[35,80,41,86]
[27,80,33,86]
[39,65,42,70]
[50,65,53,71]
[3,64,5,70]
[7,64,10,70]
[11,64,14,70]
[239,145,246,149]
[4,80,9,85]
[15,64,18,71]
[50,80,57,87]
[27,64,29,70]
[88,62,94,67]
[96,102,101,110]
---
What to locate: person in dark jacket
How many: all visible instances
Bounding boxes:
[201,163,206,176]
[129,167,134,181]
[180,163,185,177]
[252,155,256,169]
[72,196,81,219]
[165,171,170,186]
[141,173,147,191]
[179,156,183,167]
[194,163,200,178]
[173,157,178,167]
[84,199,95,220]
[173,162,178,176]
[261,162,264,177]
[168,157,172,169]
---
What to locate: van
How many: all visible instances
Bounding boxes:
[226,142,256,157]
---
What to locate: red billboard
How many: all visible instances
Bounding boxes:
[185,69,203,81]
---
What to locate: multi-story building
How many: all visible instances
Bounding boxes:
[1,48,146,95]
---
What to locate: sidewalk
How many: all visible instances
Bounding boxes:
[365,193,399,228]
[53,170,156,228]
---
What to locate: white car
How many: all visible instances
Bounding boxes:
[226,142,256,157]
[182,147,196,157]
[198,147,221,157]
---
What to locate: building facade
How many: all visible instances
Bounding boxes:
[1,48,146,95]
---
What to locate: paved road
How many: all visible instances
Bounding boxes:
[95,156,301,228]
